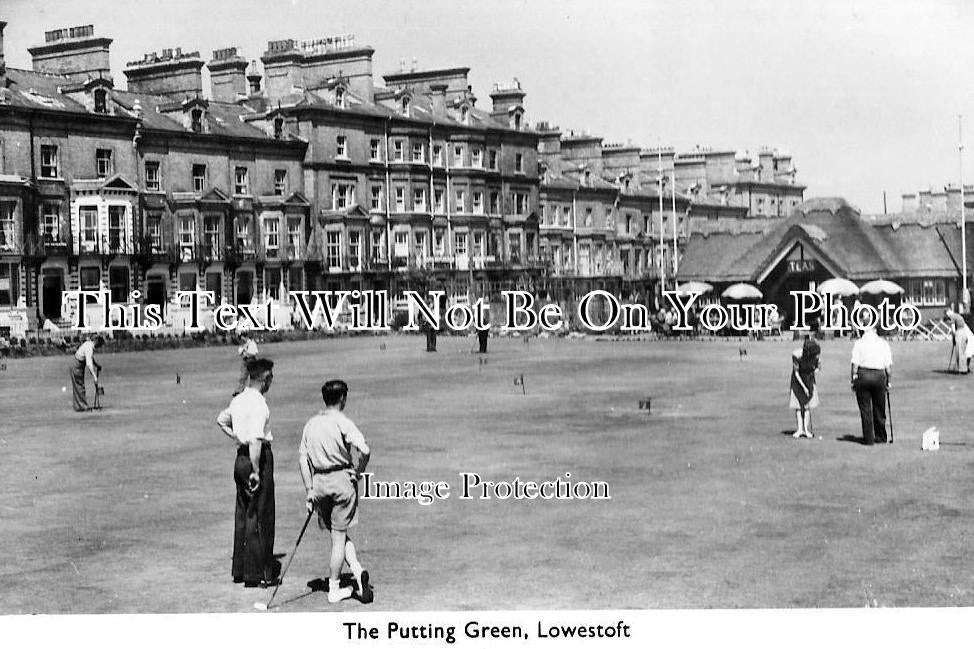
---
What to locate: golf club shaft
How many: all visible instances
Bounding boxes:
[265,509,313,609]
[887,391,894,443]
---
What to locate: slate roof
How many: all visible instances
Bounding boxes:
[4,68,89,113]
[245,83,527,133]
[4,68,293,143]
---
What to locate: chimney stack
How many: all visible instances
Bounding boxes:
[293,34,375,103]
[247,60,262,95]
[261,39,303,100]
[901,193,917,213]
[429,83,447,115]
[490,78,525,119]
[28,24,112,82]
[208,47,249,102]
[124,48,204,99]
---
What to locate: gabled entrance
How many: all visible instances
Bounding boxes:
[756,237,844,321]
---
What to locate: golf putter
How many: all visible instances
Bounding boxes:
[886,391,894,444]
[94,369,104,410]
[255,509,313,611]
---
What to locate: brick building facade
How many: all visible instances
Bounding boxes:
[0,20,804,335]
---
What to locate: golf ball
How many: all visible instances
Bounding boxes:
[818,436,823,440]
[62,386,67,392]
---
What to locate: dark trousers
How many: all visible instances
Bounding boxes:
[70,361,88,411]
[854,368,888,445]
[426,329,437,352]
[478,329,489,353]
[232,443,276,582]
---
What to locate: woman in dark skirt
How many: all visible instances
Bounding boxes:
[790,337,821,439]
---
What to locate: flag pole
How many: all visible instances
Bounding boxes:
[961,115,968,311]
[657,144,665,296]
[671,175,678,289]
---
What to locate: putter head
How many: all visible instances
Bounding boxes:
[253,602,268,611]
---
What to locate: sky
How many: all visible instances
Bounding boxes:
[3,0,973,214]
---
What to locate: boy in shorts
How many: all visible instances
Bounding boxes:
[298,379,373,604]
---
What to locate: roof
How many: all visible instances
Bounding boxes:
[244,83,529,134]
[4,68,90,113]
[3,68,296,144]
[113,91,272,139]
[677,231,766,282]
[679,196,964,283]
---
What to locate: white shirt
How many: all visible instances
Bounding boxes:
[217,387,273,445]
[75,340,95,363]
[238,339,258,358]
[299,410,369,472]
[851,330,892,370]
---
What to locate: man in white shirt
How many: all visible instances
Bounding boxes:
[233,331,259,396]
[298,379,372,603]
[217,358,278,587]
[850,325,893,445]
[70,336,103,411]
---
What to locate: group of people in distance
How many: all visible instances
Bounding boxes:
[216,333,374,605]
[789,325,894,446]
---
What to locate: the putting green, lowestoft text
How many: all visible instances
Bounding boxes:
[343,620,632,642]
[360,471,610,505]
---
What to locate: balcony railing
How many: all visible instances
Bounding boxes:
[22,230,76,257]
[264,241,303,262]
[225,241,260,266]
[74,233,133,256]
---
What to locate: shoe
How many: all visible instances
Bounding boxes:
[792,430,804,439]
[259,577,282,588]
[233,576,244,584]
[354,570,374,604]
[328,585,353,603]
[244,581,260,588]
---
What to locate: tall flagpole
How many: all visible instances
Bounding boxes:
[657,145,665,295]
[671,176,678,289]
[961,115,968,311]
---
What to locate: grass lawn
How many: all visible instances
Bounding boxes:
[1,333,972,613]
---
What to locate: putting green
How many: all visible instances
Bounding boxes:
[0,335,971,612]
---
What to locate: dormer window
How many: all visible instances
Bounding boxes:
[191,109,203,134]
[460,106,469,125]
[512,111,522,131]
[274,117,284,140]
[336,87,346,108]
[93,89,108,114]
[401,97,410,116]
